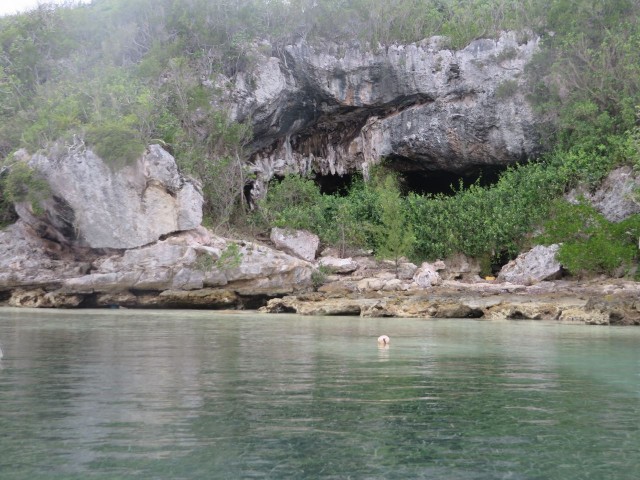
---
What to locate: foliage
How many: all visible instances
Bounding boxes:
[85,122,146,170]
[311,265,331,291]
[373,174,415,276]
[537,200,640,276]
[0,161,51,216]
[407,162,565,262]
[216,242,244,271]
[495,79,518,99]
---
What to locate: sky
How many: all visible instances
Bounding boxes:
[0,0,91,17]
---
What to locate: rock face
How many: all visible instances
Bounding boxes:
[0,222,313,308]
[16,144,203,249]
[270,228,319,261]
[567,166,640,222]
[222,32,540,199]
[498,244,562,284]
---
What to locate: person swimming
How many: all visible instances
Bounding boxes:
[377,335,390,346]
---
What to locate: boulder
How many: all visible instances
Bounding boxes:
[498,244,562,284]
[16,144,203,249]
[319,256,358,273]
[270,227,319,261]
[413,262,443,287]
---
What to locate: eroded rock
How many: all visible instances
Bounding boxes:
[497,244,562,284]
[270,227,319,261]
[16,144,203,249]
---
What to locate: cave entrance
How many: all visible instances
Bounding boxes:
[393,162,506,196]
[314,172,356,195]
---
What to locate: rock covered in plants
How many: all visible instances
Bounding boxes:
[498,244,562,284]
[566,166,640,222]
[270,227,319,261]
[14,144,203,249]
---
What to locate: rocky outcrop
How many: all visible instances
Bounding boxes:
[15,144,202,249]
[566,166,640,222]
[222,32,540,199]
[0,221,313,308]
[262,279,640,325]
[498,244,562,284]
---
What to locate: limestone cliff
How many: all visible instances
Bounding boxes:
[220,32,540,198]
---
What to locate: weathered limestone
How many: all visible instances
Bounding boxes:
[16,144,203,249]
[498,244,562,284]
[567,166,640,222]
[270,227,319,261]
[413,262,443,287]
[221,32,541,199]
[318,256,359,273]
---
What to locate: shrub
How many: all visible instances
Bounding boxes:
[1,161,51,215]
[537,199,640,276]
[85,122,145,170]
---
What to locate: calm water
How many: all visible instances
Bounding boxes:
[0,309,639,479]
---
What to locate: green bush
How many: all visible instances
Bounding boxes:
[537,200,640,276]
[1,161,51,216]
[85,122,145,170]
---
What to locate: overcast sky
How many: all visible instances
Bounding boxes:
[0,0,91,17]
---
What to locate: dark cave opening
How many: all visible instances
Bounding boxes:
[314,172,356,195]
[400,167,504,196]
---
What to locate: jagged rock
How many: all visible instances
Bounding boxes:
[61,228,312,296]
[225,32,541,199]
[485,302,562,321]
[413,262,443,287]
[566,166,640,222]
[0,221,91,288]
[270,227,319,261]
[397,262,419,280]
[8,288,83,308]
[16,144,203,249]
[498,244,562,284]
[558,307,610,325]
[319,256,358,273]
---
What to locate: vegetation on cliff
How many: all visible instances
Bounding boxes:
[1,0,639,275]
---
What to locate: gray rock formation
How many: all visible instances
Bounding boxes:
[15,144,203,249]
[0,221,313,307]
[566,166,640,222]
[413,261,443,287]
[498,244,562,284]
[220,32,540,198]
[270,227,319,261]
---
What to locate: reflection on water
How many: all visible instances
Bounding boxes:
[0,308,639,479]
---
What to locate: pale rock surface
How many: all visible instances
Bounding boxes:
[270,227,319,261]
[319,256,358,273]
[223,32,541,199]
[16,144,203,249]
[497,244,562,284]
[413,262,443,287]
[566,166,640,222]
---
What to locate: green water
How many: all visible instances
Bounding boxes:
[0,309,639,479]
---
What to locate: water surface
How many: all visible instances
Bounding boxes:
[0,308,639,479]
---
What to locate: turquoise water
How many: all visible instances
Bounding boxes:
[0,308,639,479]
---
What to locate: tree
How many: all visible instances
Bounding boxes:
[374,174,415,277]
